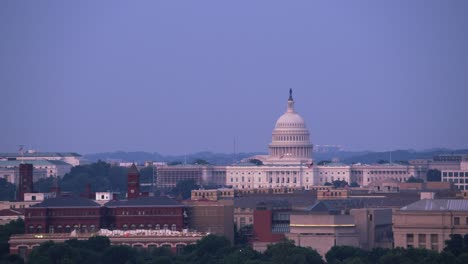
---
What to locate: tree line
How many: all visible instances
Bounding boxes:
[1,225,468,264]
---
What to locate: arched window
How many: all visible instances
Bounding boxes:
[130,224,136,230]
[81,225,87,233]
[65,225,71,233]
[155,224,160,230]
[147,224,153,229]
[122,224,128,230]
[163,224,168,230]
[36,225,42,233]
[28,225,34,233]
[139,224,144,229]
[171,224,176,231]
[49,225,54,233]
[90,225,96,233]
[57,225,63,233]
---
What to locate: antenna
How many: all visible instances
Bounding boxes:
[233,137,237,163]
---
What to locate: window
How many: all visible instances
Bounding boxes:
[418,234,426,248]
[171,224,176,231]
[155,224,160,230]
[454,217,460,225]
[430,234,438,250]
[163,224,168,230]
[406,234,414,246]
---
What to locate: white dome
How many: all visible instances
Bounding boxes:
[267,89,313,161]
[275,112,306,128]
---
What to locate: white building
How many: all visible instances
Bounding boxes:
[0,160,72,183]
[226,90,316,189]
[441,157,468,190]
[0,151,81,167]
[224,90,430,189]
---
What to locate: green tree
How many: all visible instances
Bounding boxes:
[249,159,263,166]
[444,234,465,257]
[264,239,324,264]
[0,219,24,259]
[192,159,209,165]
[406,176,423,183]
[171,179,199,200]
[317,160,331,166]
[168,161,182,166]
[60,161,128,195]
[33,177,57,193]
[325,246,367,263]
[180,235,232,264]
[139,166,155,185]
[234,224,253,245]
[0,179,16,201]
[331,180,348,188]
[426,169,442,182]
[224,246,262,264]
[101,245,137,264]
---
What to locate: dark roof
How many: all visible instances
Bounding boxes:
[105,196,184,208]
[0,209,23,216]
[128,163,139,174]
[30,196,100,208]
[401,199,468,211]
[234,191,316,209]
[320,193,421,210]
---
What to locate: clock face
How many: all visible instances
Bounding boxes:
[130,189,135,193]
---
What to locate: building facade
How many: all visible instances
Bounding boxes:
[393,199,468,251]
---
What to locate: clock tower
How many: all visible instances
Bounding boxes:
[127,163,140,199]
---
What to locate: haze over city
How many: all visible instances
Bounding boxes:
[1,1,467,155]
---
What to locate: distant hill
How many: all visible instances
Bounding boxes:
[83,149,468,166]
[83,151,265,165]
[340,149,468,164]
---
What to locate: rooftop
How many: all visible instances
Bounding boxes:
[400,199,468,211]
[105,196,184,207]
[0,160,71,167]
[30,196,101,208]
[0,152,81,158]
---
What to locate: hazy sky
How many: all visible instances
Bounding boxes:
[1,1,467,155]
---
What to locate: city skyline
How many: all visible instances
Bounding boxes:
[1,1,468,155]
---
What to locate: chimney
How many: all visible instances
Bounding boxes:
[17,164,33,201]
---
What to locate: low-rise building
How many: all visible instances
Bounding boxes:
[286,202,359,257]
[182,199,234,243]
[0,151,81,167]
[393,199,468,251]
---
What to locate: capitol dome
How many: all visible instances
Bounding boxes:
[268,89,313,161]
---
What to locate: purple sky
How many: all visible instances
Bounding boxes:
[1,1,467,155]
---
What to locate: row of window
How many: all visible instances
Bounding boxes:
[273,135,308,141]
[28,224,97,234]
[443,171,468,177]
[369,171,409,175]
[406,233,439,250]
[367,177,408,182]
[453,216,468,225]
[319,171,348,175]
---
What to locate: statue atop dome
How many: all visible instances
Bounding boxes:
[289,88,293,101]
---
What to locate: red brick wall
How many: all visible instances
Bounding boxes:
[253,210,284,243]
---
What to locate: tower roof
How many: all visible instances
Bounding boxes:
[128,163,139,174]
